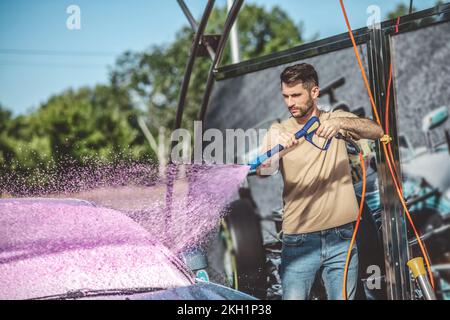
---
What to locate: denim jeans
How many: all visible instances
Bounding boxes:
[280,222,358,300]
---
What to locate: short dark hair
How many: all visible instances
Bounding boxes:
[280,63,319,89]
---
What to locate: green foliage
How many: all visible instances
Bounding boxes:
[111,4,303,132]
[37,86,148,163]
[386,3,415,20]
[1,86,152,177]
[386,1,445,20]
[0,4,303,190]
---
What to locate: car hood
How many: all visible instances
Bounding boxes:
[0,199,194,300]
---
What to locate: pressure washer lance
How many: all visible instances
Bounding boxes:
[407,257,437,300]
[248,116,360,174]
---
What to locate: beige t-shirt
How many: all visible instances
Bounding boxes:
[260,110,360,234]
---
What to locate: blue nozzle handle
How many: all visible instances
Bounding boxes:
[249,116,332,173]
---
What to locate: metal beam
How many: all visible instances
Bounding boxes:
[167,0,216,233]
[177,0,216,61]
[177,0,199,31]
[367,27,413,300]
[173,0,215,135]
[198,0,245,124]
[227,0,241,63]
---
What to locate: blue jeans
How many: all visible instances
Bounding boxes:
[280,222,358,300]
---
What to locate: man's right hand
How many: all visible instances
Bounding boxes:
[278,131,299,151]
[256,131,298,177]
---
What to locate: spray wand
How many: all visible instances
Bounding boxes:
[248,115,357,174]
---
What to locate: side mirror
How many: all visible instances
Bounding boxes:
[422,106,449,132]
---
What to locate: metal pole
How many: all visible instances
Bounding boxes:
[173,0,215,135]
[368,27,413,300]
[409,0,414,14]
[227,0,241,64]
[177,0,199,31]
[407,257,437,300]
[167,0,216,244]
[198,0,245,124]
[177,0,216,60]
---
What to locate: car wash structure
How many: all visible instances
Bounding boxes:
[173,0,450,300]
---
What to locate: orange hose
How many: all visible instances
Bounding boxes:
[342,152,366,299]
[338,0,382,126]
[384,38,433,269]
[383,63,433,288]
[382,142,435,287]
[339,0,435,298]
[385,64,403,194]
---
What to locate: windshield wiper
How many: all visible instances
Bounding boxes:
[31,287,166,300]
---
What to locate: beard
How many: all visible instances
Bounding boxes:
[290,94,314,118]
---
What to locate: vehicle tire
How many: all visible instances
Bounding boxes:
[220,199,267,299]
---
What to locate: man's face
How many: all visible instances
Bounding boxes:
[281,82,319,118]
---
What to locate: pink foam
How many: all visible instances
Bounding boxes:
[0,201,194,300]
[0,164,251,299]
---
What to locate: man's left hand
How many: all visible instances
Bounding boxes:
[316,118,342,140]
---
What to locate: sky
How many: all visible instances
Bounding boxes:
[0,0,442,115]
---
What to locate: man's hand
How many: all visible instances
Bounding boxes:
[316,118,342,140]
[278,131,299,151]
[256,130,297,177]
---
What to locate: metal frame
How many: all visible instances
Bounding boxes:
[198,0,244,124]
[195,3,450,300]
[173,0,244,130]
[173,0,215,133]
[167,0,216,229]
[212,2,450,82]
[167,0,245,239]
[374,3,450,299]
[215,29,370,81]
[366,25,413,300]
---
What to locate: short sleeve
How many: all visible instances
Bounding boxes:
[329,110,361,140]
[329,110,359,119]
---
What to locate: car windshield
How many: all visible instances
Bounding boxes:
[0,200,194,300]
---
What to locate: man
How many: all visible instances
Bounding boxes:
[257,63,384,300]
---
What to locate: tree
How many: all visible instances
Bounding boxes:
[0,105,15,167]
[0,3,304,190]
[386,1,444,20]
[33,85,151,166]
[386,3,415,20]
[1,85,153,186]
[110,4,304,133]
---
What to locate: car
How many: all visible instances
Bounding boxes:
[0,198,256,300]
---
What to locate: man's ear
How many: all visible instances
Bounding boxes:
[311,86,320,99]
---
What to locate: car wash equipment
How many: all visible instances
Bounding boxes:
[340,0,435,300]
[248,116,338,174]
[407,257,437,300]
